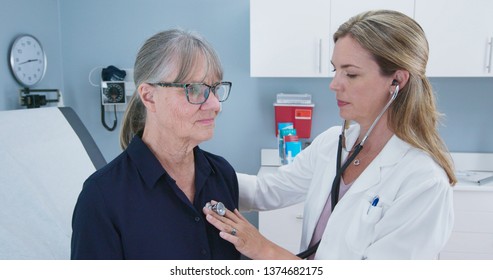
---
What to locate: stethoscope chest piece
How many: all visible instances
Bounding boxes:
[205,202,226,216]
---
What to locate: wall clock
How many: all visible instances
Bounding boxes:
[9,34,47,87]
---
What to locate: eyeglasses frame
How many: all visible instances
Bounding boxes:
[149,81,232,105]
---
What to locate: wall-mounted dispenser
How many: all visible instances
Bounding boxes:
[274,93,314,139]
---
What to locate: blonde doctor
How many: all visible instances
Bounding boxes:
[204,10,456,260]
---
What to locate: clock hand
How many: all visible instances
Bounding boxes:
[19,59,39,65]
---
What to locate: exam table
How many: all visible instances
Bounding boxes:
[0,107,106,259]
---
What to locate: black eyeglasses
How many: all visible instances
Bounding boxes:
[150,81,232,105]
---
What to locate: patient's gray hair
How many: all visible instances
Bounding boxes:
[119,29,223,149]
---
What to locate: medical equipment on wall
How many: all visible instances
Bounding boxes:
[9,34,62,108]
[100,65,126,131]
[296,81,400,259]
[274,93,314,139]
[18,88,62,108]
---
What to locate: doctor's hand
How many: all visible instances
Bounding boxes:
[203,201,299,260]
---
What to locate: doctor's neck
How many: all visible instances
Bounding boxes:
[355,119,394,149]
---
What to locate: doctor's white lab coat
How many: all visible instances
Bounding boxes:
[238,125,454,259]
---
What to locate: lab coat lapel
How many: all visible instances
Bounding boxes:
[348,135,408,194]
[334,124,381,195]
[302,141,339,248]
[349,157,382,193]
[303,125,361,248]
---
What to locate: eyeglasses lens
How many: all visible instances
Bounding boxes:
[213,83,230,102]
[185,83,230,104]
[186,84,207,104]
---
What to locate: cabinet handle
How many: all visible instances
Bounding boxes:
[318,39,322,74]
[487,37,493,73]
[486,37,493,73]
[296,214,304,219]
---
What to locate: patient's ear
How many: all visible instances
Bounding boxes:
[138,83,156,112]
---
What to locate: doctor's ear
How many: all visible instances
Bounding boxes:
[391,70,410,88]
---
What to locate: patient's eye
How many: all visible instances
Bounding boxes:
[187,83,205,97]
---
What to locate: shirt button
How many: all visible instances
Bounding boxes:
[201,249,207,255]
[194,216,201,222]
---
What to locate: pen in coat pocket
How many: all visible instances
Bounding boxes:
[367,195,379,214]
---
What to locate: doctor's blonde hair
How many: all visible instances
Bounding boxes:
[119,28,224,149]
[334,10,457,185]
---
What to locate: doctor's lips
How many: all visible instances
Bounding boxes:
[337,100,350,107]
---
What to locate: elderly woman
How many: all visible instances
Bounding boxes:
[71,29,239,260]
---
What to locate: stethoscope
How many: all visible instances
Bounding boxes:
[205,202,226,216]
[296,81,400,259]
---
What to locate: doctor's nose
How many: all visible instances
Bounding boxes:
[329,75,340,93]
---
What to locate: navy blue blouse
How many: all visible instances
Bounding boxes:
[71,135,240,260]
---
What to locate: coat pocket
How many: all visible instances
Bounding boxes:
[345,197,383,255]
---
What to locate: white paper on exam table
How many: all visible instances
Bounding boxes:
[456,170,493,185]
[0,108,97,259]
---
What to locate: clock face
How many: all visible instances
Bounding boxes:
[9,35,47,87]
